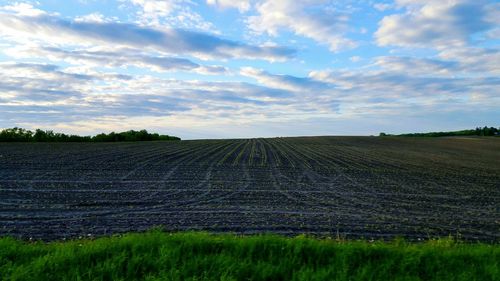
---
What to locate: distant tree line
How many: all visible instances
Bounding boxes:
[0,128,180,142]
[379,126,500,137]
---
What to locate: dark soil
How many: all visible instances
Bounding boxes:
[1,136,499,241]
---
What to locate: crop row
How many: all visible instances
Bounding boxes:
[0,137,499,241]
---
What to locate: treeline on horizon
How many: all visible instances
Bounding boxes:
[0,127,180,142]
[380,126,500,137]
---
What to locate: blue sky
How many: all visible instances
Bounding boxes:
[0,0,498,139]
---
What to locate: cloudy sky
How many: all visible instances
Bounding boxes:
[0,0,498,139]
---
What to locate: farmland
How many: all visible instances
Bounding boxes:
[0,136,499,241]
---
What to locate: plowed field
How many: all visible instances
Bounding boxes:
[1,137,499,241]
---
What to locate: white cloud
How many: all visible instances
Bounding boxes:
[0,62,93,107]
[131,0,177,17]
[0,13,295,61]
[5,45,229,75]
[0,61,294,119]
[247,0,356,52]
[75,13,108,23]
[373,3,392,11]
[438,47,500,75]
[375,0,496,48]
[206,0,251,12]
[350,56,361,62]
[240,67,329,93]
[0,1,498,138]
[374,56,458,76]
[1,60,498,138]
[308,68,499,107]
[127,0,218,32]
[371,48,500,77]
[0,2,46,16]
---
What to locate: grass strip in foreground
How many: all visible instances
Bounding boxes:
[0,230,498,281]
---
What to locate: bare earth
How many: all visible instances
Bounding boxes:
[0,136,499,241]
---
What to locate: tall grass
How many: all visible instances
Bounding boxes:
[0,231,498,281]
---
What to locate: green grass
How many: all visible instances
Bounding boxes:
[0,231,498,281]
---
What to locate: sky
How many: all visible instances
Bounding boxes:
[0,0,498,139]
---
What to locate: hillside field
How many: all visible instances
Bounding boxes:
[0,136,499,241]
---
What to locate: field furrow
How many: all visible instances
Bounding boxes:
[0,136,499,241]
